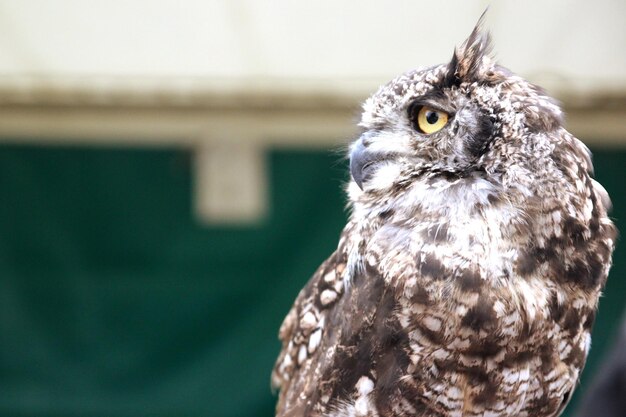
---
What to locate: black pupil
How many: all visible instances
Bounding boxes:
[425,111,439,125]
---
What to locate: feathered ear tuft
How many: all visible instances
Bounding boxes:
[445,10,493,86]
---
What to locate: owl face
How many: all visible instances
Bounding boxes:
[349,24,564,195]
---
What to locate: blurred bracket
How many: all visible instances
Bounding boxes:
[194,142,267,224]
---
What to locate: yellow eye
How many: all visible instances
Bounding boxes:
[416,106,449,134]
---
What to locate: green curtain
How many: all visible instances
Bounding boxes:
[0,144,623,417]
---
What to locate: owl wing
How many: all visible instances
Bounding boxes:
[272,248,347,415]
[272,244,412,417]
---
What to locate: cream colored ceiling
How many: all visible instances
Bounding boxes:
[0,0,624,94]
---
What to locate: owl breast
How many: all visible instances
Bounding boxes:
[348,174,595,416]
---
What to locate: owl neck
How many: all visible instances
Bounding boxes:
[347,171,505,226]
[341,172,524,284]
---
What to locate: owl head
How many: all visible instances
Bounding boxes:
[348,17,581,210]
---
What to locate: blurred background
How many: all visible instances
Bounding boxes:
[0,1,624,416]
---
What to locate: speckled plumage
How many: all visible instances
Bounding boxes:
[272,19,616,417]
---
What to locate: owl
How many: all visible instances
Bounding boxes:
[272,17,617,417]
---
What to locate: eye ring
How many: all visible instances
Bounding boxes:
[411,105,450,134]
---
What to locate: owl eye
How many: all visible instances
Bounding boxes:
[414,106,449,134]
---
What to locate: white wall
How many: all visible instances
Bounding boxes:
[0,0,624,94]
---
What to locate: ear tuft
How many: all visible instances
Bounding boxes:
[445,9,493,86]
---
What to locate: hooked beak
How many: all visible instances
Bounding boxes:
[349,134,387,190]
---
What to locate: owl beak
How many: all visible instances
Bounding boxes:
[350,136,384,190]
